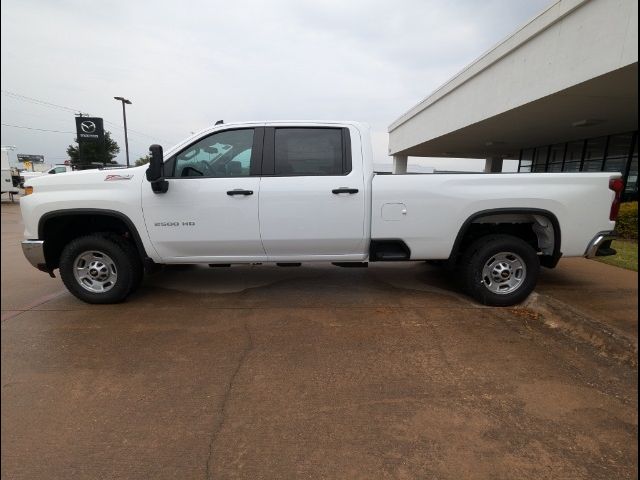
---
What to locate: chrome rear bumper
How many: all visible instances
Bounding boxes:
[21,240,48,272]
[584,231,617,259]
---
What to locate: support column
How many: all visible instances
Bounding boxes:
[393,155,408,174]
[484,157,503,173]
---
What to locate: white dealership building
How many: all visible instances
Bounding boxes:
[389,0,638,199]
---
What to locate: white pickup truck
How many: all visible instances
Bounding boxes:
[20,121,622,306]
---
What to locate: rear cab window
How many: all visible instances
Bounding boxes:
[263,127,352,176]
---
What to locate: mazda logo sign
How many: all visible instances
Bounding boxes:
[80,121,96,133]
[75,117,103,143]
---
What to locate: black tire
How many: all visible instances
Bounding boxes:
[459,234,539,306]
[59,233,141,304]
[103,232,144,294]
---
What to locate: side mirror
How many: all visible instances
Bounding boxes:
[146,144,169,193]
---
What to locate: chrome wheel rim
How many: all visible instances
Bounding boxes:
[73,250,118,293]
[481,252,526,295]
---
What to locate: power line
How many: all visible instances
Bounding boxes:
[1,89,171,144]
[2,120,159,152]
[1,90,81,113]
[102,118,166,142]
[1,123,75,134]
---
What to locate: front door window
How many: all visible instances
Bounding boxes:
[171,129,255,178]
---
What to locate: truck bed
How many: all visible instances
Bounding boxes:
[371,172,617,259]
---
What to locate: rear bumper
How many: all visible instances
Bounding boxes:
[584,231,618,259]
[21,240,48,272]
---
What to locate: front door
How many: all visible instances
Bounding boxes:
[141,127,266,262]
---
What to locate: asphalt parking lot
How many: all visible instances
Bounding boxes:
[1,199,638,480]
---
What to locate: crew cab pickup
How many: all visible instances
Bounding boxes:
[20,121,622,305]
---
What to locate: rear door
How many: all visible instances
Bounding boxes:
[141,127,266,261]
[258,126,367,259]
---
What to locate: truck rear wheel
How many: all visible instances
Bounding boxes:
[59,234,142,304]
[459,234,539,306]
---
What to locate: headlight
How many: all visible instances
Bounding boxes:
[24,186,33,196]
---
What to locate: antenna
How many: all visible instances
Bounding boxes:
[215,120,224,125]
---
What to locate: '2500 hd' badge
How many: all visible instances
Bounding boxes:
[155,222,196,227]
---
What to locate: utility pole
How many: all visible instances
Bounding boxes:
[114,97,132,167]
[74,112,86,166]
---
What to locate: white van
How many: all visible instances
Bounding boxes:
[1,150,20,199]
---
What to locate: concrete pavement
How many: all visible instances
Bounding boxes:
[1,200,637,479]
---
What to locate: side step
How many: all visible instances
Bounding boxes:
[370,240,411,261]
[276,262,301,267]
[332,262,368,268]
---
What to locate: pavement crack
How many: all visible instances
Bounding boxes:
[205,319,254,480]
[1,290,67,322]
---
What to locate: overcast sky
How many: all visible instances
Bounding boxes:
[1,0,553,171]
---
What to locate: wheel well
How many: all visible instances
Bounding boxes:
[39,212,146,270]
[450,211,561,268]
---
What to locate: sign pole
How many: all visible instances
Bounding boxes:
[76,113,85,165]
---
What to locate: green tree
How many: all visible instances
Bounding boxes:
[135,154,151,167]
[67,130,120,168]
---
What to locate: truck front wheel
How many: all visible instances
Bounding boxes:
[459,234,539,306]
[59,234,142,304]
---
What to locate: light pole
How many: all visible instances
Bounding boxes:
[114,96,132,167]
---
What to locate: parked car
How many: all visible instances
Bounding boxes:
[19,164,73,188]
[19,121,622,305]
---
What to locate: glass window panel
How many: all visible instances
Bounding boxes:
[607,133,633,159]
[625,136,638,195]
[173,129,254,178]
[548,143,565,164]
[547,141,564,172]
[548,162,562,172]
[532,146,549,172]
[604,133,633,173]
[521,149,534,162]
[582,136,607,172]
[603,157,627,173]
[519,148,534,172]
[563,161,581,172]
[564,141,584,167]
[274,128,343,176]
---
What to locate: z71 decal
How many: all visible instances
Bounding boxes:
[104,174,134,181]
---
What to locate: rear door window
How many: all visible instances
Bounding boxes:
[273,128,347,176]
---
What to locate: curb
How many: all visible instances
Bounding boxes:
[514,292,638,368]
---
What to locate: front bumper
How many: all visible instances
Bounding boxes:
[584,231,618,259]
[21,240,49,273]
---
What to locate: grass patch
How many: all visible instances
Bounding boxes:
[594,240,638,271]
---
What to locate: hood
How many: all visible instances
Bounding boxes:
[25,165,148,190]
